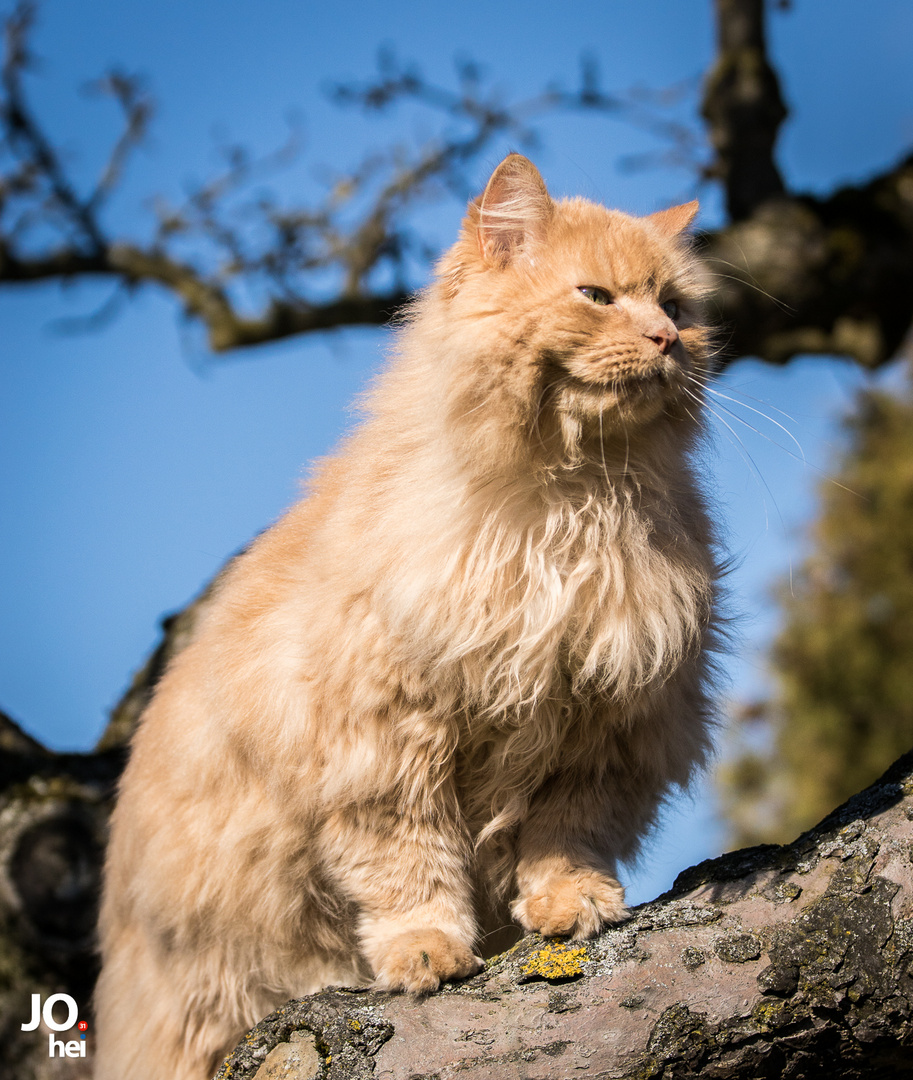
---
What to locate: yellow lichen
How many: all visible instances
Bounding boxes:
[348,1018,362,1031]
[520,942,589,980]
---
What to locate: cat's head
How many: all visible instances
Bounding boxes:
[434,154,711,462]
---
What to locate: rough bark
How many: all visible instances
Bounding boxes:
[0,710,120,1079]
[216,750,913,1080]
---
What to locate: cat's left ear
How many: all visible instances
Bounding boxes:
[647,200,699,237]
[476,154,553,268]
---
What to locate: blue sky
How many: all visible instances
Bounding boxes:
[1,0,912,904]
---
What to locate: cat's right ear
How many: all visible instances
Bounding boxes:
[476,154,553,268]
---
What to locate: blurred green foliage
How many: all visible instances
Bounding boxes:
[721,363,913,846]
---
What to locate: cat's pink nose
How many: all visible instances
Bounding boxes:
[647,326,678,355]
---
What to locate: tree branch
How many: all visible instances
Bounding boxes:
[1,2,106,253]
[701,0,788,221]
[706,152,913,370]
[217,749,913,1079]
[0,707,122,1080]
[2,4,911,371]
[0,22,641,352]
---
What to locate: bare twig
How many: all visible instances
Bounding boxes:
[85,69,153,211]
[2,2,106,251]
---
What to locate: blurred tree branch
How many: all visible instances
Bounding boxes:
[0,2,665,352]
[701,0,787,221]
[3,0,912,369]
[698,0,913,369]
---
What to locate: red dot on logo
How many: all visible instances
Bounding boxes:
[78,1021,88,1032]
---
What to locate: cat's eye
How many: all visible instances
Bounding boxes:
[578,286,613,306]
[661,299,679,320]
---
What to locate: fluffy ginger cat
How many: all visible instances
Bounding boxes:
[96,153,721,1080]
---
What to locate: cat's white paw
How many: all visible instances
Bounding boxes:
[372,928,484,994]
[512,869,629,938]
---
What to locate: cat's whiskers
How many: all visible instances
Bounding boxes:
[687,368,801,426]
[705,388,806,465]
[680,380,781,534]
[687,370,862,502]
[677,396,703,432]
[683,371,810,471]
[617,378,633,481]
[687,378,808,466]
[598,407,613,491]
[705,257,796,315]
[456,395,496,422]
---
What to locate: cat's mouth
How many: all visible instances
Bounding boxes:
[572,356,679,398]
[616,365,673,393]
[549,354,685,429]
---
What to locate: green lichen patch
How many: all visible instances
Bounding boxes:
[760,879,802,904]
[750,995,801,1033]
[680,946,706,971]
[713,931,763,963]
[216,991,393,1080]
[762,863,901,1017]
[645,1001,711,1063]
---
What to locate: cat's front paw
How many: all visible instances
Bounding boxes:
[372,928,484,994]
[512,869,628,938]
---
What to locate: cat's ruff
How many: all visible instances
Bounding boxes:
[95,154,722,1080]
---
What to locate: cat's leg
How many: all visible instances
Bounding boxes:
[511,770,633,939]
[323,792,483,992]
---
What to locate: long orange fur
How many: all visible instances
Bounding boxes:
[95,154,722,1080]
